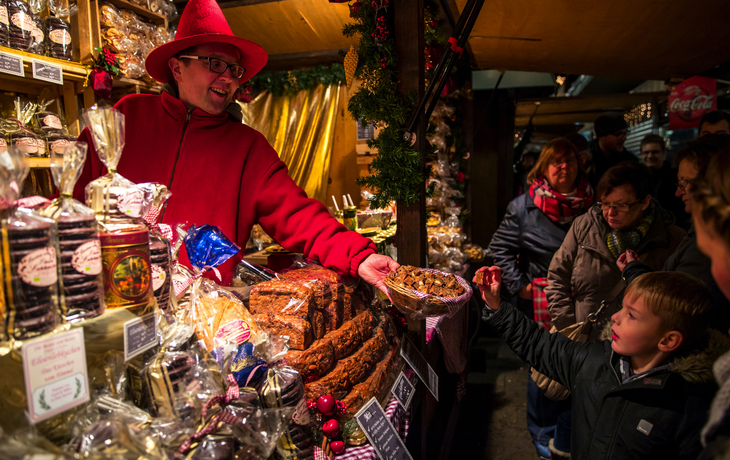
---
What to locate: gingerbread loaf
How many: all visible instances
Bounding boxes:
[253,314,313,350]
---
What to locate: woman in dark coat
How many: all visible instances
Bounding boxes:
[488,138,593,459]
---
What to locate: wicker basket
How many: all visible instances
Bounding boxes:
[384,268,472,320]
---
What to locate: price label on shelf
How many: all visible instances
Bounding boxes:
[22,328,90,424]
[0,51,24,77]
[391,371,415,409]
[32,59,63,85]
[124,312,158,361]
[400,335,439,401]
[355,397,414,460]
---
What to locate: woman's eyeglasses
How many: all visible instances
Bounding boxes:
[595,201,640,212]
[178,55,245,79]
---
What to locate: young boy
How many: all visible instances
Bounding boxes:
[476,267,726,460]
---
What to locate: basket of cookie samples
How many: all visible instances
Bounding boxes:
[384,265,472,320]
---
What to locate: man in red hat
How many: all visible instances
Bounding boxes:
[73,0,398,290]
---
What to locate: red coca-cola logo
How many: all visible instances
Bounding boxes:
[669,85,715,123]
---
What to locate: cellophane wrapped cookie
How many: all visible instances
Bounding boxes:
[137,183,173,314]
[42,142,106,323]
[0,147,60,341]
[7,0,44,54]
[44,15,72,60]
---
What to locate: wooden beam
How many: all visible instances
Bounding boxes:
[174,0,284,9]
[263,49,343,72]
[515,92,668,117]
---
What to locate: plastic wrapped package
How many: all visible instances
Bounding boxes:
[32,97,64,134]
[0,148,60,340]
[7,0,43,53]
[46,131,75,158]
[0,426,73,460]
[0,0,9,47]
[45,15,72,60]
[117,52,145,79]
[42,142,106,322]
[99,2,124,29]
[47,0,69,18]
[137,183,173,313]
[9,127,41,157]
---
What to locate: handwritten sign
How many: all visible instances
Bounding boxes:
[0,51,23,77]
[391,372,415,409]
[22,329,89,423]
[355,397,413,460]
[32,59,63,85]
[124,312,158,361]
[400,335,438,401]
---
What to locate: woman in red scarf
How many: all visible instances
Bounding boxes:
[487,138,593,459]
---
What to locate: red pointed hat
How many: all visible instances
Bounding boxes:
[145,0,268,84]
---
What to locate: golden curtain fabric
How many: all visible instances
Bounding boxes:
[240,83,341,203]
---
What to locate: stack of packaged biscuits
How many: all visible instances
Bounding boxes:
[83,107,152,311]
[7,0,44,54]
[0,147,60,341]
[138,182,173,313]
[0,0,9,47]
[42,141,105,322]
[44,15,72,61]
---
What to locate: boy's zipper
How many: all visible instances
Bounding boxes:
[160,108,192,221]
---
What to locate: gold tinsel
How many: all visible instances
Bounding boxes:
[287,71,298,91]
[360,67,384,94]
[344,45,358,90]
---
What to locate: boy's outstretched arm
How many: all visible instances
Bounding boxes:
[474,266,593,391]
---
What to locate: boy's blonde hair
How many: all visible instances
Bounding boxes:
[625,272,712,351]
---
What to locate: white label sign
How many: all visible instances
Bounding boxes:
[72,240,102,275]
[18,247,57,287]
[0,51,24,77]
[32,60,63,85]
[124,312,158,361]
[22,329,89,423]
[117,188,144,217]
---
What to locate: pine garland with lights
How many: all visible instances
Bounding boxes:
[343,0,435,209]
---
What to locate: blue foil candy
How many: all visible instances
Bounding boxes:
[184,224,240,270]
[230,342,268,387]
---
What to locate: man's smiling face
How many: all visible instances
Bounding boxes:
[170,42,241,115]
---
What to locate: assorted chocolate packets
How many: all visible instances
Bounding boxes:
[0,148,59,340]
[42,142,106,323]
[83,107,152,310]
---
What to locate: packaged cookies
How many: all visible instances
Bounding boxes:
[7,0,43,54]
[45,16,72,60]
[42,141,106,323]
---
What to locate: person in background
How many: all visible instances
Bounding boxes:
[515,150,540,196]
[564,132,592,169]
[639,134,688,226]
[691,152,730,459]
[619,135,730,333]
[478,266,723,460]
[698,110,730,137]
[488,138,593,459]
[588,112,637,188]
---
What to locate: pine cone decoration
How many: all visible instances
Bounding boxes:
[344,45,358,90]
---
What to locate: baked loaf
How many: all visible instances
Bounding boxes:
[342,343,400,417]
[249,279,314,316]
[387,265,465,297]
[253,314,313,350]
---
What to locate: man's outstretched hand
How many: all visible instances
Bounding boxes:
[473,266,502,309]
[357,254,400,295]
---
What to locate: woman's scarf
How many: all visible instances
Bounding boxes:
[529,175,594,225]
[605,203,655,259]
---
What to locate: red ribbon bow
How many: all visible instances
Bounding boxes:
[173,265,223,297]
[0,182,50,210]
[141,205,174,241]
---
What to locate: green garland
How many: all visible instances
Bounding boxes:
[247,64,345,97]
[343,0,435,209]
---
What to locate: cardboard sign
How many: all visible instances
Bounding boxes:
[32,59,63,85]
[0,51,24,77]
[391,371,415,409]
[355,397,413,460]
[400,335,438,401]
[123,312,158,361]
[668,76,717,130]
[22,329,89,423]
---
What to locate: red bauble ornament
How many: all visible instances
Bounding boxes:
[430,20,438,27]
[331,441,346,455]
[322,419,340,438]
[317,395,336,415]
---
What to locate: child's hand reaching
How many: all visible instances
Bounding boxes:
[616,250,639,271]
[473,266,502,309]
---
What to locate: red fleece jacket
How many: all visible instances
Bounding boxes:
[73,91,376,282]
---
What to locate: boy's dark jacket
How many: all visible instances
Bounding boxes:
[486,301,729,460]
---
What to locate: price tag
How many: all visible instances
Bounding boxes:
[22,329,90,424]
[0,51,24,77]
[400,335,438,401]
[355,397,413,460]
[123,312,158,361]
[391,372,415,409]
[32,59,63,85]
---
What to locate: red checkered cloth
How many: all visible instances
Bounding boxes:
[313,375,413,460]
[532,277,551,329]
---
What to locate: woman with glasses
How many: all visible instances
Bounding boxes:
[547,161,685,340]
[619,135,730,330]
[488,138,593,460]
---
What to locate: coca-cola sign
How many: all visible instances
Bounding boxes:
[669,76,717,130]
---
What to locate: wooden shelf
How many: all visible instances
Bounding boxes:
[0,47,91,84]
[105,0,168,26]
[27,157,52,168]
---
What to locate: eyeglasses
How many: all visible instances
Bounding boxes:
[676,179,692,191]
[612,130,628,139]
[548,157,578,167]
[596,201,641,212]
[178,55,245,79]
